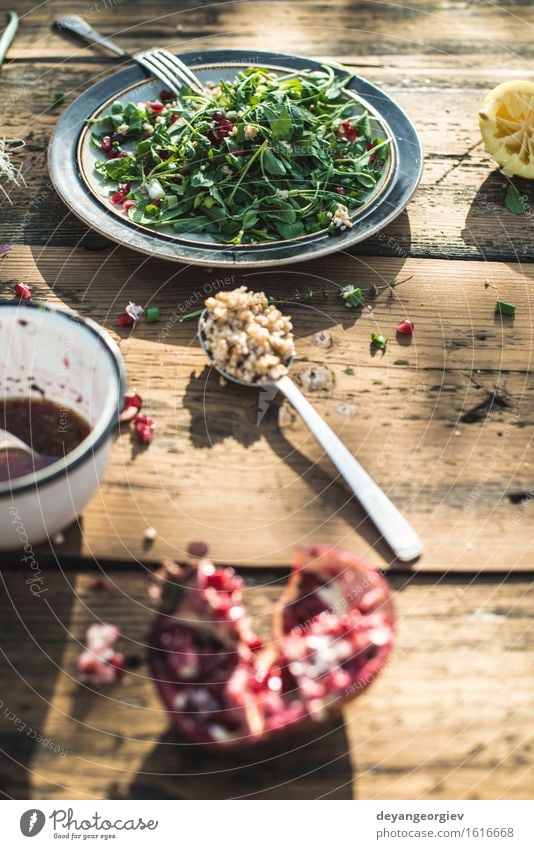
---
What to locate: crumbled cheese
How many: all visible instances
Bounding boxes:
[229,125,238,137]
[244,124,259,139]
[117,123,129,135]
[147,178,165,200]
[143,122,154,137]
[154,115,165,125]
[275,188,289,199]
[331,203,353,231]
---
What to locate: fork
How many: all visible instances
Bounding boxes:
[55,15,205,96]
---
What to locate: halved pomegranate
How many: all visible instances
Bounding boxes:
[149,545,395,749]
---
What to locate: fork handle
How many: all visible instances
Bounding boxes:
[55,15,129,57]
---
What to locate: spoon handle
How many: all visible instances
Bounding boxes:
[275,376,422,562]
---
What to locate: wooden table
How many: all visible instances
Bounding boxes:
[0,0,533,800]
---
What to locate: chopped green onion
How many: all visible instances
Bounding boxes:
[371,332,387,350]
[52,91,65,106]
[146,307,160,323]
[495,300,516,317]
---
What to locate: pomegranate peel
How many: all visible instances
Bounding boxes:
[149,545,395,749]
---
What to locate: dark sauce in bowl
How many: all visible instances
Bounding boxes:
[0,397,91,482]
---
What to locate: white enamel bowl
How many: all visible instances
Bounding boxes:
[0,302,125,549]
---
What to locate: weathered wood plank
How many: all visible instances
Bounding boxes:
[2,0,534,261]
[1,248,533,569]
[0,567,531,799]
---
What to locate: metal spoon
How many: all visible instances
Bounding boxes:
[0,428,38,457]
[198,316,423,562]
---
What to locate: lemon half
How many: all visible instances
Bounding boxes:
[479,80,534,178]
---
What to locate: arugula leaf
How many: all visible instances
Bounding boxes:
[263,148,287,175]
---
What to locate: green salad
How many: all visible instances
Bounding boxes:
[90,66,390,244]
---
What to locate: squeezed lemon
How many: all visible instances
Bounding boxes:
[479,80,534,178]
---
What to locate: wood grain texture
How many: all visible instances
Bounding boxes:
[1,247,533,570]
[0,566,532,800]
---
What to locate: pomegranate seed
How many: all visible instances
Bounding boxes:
[101,136,112,153]
[119,182,131,193]
[116,312,135,327]
[169,113,180,124]
[14,282,32,299]
[119,391,142,422]
[207,128,220,146]
[160,89,174,102]
[340,120,357,142]
[110,191,125,204]
[111,131,126,144]
[123,391,143,411]
[123,199,136,211]
[246,634,263,652]
[396,319,415,335]
[147,100,164,113]
[212,110,226,122]
[334,186,346,195]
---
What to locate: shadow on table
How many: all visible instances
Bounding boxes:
[28,210,412,339]
[0,568,74,799]
[461,171,534,262]
[183,367,394,562]
[126,719,354,800]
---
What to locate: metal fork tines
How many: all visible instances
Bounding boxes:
[134,48,205,96]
